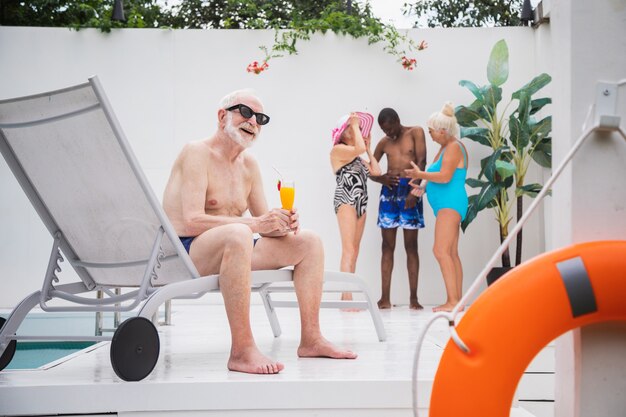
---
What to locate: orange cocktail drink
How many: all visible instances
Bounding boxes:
[280,180,295,210]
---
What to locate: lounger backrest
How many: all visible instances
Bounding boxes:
[0,77,199,288]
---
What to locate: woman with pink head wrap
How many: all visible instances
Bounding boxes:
[330,112,381,309]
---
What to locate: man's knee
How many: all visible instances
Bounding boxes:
[382,237,396,253]
[403,229,418,249]
[404,241,418,253]
[222,224,254,252]
[295,229,323,254]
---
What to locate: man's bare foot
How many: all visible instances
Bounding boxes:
[377,299,392,309]
[432,302,458,312]
[409,299,424,310]
[341,292,362,312]
[227,346,284,374]
[298,338,357,359]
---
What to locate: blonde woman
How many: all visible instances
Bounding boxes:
[330,113,382,307]
[404,102,468,312]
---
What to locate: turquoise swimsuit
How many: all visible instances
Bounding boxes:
[425,142,468,221]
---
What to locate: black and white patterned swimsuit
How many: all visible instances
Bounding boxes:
[334,157,370,218]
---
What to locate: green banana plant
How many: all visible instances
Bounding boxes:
[457,39,552,267]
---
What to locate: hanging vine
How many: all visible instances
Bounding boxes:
[247,6,427,74]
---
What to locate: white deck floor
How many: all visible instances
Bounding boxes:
[0,302,547,416]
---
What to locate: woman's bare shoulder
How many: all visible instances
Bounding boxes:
[442,141,462,156]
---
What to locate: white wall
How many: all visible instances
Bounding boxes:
[546,1,626,416]
[0,26,544,308]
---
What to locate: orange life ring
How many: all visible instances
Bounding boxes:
[430,240,626,416]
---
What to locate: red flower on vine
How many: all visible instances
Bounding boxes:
[401,56,417,71]
[247,60,269,74]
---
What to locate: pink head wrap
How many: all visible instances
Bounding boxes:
[331,112,374,145]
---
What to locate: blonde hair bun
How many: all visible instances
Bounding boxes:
[442,101,455,117]
[427,101,459,138]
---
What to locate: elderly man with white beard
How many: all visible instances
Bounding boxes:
[162,89,357,375]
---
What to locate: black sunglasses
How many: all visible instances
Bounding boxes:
[225,104,270,125]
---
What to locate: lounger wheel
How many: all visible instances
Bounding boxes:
[0,317,18,372]
[110,317,160,381]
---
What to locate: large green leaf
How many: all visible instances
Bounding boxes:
[466,178,487,188]
[482,147,510,182]
[516,183,543,198]
[455,104,481,127]
[480,84,503,116]
[459,80,484,102]
[486,196,500,209]
[482,153,497,182]
[495,159,515,180]
[509,114,529,151]
[530,116,552,141]
[503,173,515,189]
[531,137,552,168]
[468,98,491,121]
[487,39,509,87]
[512,73,552,99]
[461,195,479,232]
[530,97,551,115]
[478,155,490,179]
[516,90,530,126]
[461,126,491,147]
[475,183,501,211]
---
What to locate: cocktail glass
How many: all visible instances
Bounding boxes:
[280,180,295,210]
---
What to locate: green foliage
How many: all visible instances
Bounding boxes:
[457,39,552,267]
[403,0,523,28]
[0,0,375,31]
[158,0,381,30]
[162,0,295,29]
[487,39,509,86]
[253,1,426,71]
[0,0,166,31]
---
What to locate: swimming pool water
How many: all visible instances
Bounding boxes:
[6,341,96,370]
[1,311,164,370]
[1,312,126,370]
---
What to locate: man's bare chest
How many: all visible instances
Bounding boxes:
[204,163,250,215]
[385,138,417,168]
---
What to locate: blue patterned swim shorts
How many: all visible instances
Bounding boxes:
[377,178,425,229]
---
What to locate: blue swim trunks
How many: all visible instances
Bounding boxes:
[179,236,196,253]
[178,235,261,254]
[377,178,425,229]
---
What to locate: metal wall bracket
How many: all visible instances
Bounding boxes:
[595,82,620,131]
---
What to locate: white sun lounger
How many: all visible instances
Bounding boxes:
[0,76,386,381]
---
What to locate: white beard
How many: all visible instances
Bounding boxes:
[225,112,254,148]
